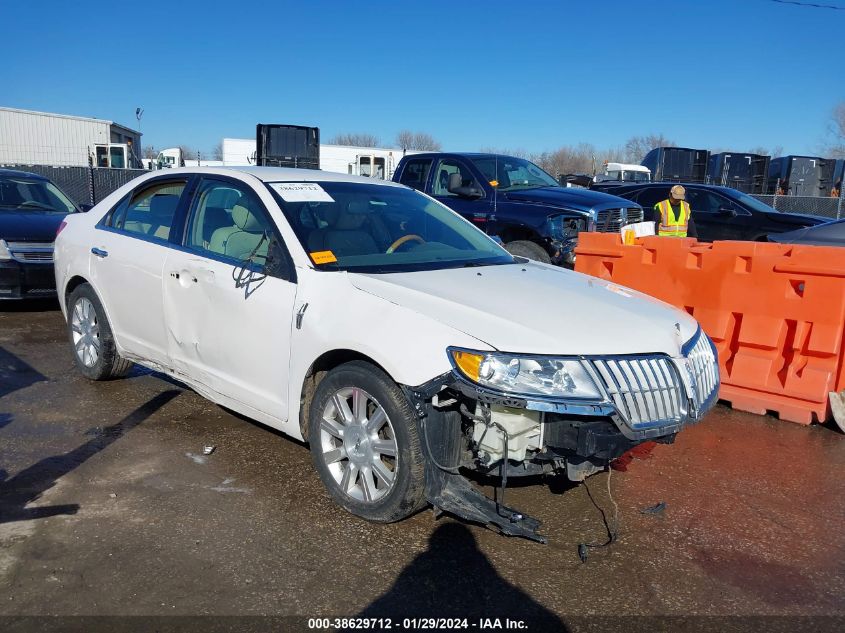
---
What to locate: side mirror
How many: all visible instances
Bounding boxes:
[447,173,463,193]
[79,203,94,212]
[447,172,483,199]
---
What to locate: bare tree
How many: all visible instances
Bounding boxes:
[396,130,441,151]
[602,145,627,164]
[623,134,676,163]
[143,145,157,160]
[211,142,223,161]
[175,145,203,166]
[477,146,531,158]
[824,101,845,157]
[328,133,380,147]
[396,130,414,151]
[531,143,599,178]
[747,145,784,157]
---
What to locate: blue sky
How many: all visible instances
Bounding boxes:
[2,0,843,156]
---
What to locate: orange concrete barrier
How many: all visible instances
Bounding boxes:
[575,232,845,425]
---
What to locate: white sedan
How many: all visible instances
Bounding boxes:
[54,167,718,541]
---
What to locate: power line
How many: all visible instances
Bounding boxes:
[769,0,845,10]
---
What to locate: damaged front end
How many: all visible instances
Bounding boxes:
[403,332,720,543]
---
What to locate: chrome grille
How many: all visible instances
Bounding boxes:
[626,207,644,223]
[596,208,623,232]
[586,331,719,429]
[685,331,719,414]
[589,356,685,427]
[7,241,54,264]
[595,207,644,232]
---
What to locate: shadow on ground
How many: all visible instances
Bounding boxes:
[0,390,181,524]
[355,522,567,630]
[0,345,48,400]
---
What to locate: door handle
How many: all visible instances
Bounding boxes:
[170,270,204,283]
[91,247,108,258]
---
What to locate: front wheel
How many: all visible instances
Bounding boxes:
[308,361,426,523]
[66,283,133,380]
[505,240,552,263]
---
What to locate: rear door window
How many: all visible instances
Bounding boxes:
[112,180,187,241]
[635,187,671,209]
[398,159,433,191]
[686,189,723,213]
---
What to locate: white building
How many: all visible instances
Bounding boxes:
[221,137,418,179]
[0,106,142,168]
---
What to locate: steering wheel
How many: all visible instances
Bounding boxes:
[386,234,425,254]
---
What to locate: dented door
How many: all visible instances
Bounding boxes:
[162,176,297,421]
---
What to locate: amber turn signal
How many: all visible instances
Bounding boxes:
[450,349,483,382]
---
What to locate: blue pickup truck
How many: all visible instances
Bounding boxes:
[392,152,644,264]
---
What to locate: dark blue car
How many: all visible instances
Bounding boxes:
[392,153,643,265]
[0,168,81,300]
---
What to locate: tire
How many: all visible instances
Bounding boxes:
[308,361,426,523]
[66,283,133,381]
[505,240,552,263]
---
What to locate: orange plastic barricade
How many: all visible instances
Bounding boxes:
[575,232,845,425]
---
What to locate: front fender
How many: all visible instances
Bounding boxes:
[285,268,491,440]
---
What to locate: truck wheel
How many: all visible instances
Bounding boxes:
[66,283,133,381]
[505,240,551,263]
[308,361,427,523]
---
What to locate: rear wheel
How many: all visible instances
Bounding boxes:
[308,361,426,523]
[66,283,132,380]
[505,240,551,263]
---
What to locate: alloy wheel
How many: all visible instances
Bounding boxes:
[70,297,100,367]
[319,386,398,503]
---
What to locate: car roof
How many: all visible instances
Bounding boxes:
[160,166,408,188]
[401,152,522,160]
[0,168,48,180]
[603,182,743,195]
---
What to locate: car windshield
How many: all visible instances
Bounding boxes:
[469,156,560,192]
[0,176,77,213]
[269,181,515,273]
[722,189,777,214]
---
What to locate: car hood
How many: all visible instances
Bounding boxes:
[0,211,67,242]
[349,262,699,356]
[503,186,637,212]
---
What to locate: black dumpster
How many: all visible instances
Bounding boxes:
[641,147,710,183]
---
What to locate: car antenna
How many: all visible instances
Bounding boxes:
[492,156,498,220]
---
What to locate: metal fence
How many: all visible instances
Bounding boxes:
[751,194,843,220]
[1,163,149,207]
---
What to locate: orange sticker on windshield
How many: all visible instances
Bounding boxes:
[489,180,499,187]
[310,250,338,264]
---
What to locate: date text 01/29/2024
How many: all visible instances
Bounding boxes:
[307,617,528,630]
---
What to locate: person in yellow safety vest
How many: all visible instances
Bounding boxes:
[654,185,697,238]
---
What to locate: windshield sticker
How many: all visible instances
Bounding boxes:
[271,182,335,203]
[310,250,338,265]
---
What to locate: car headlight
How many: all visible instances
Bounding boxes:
[449,348,603,400]
[0,240,11,262]
[545,215,582,240]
